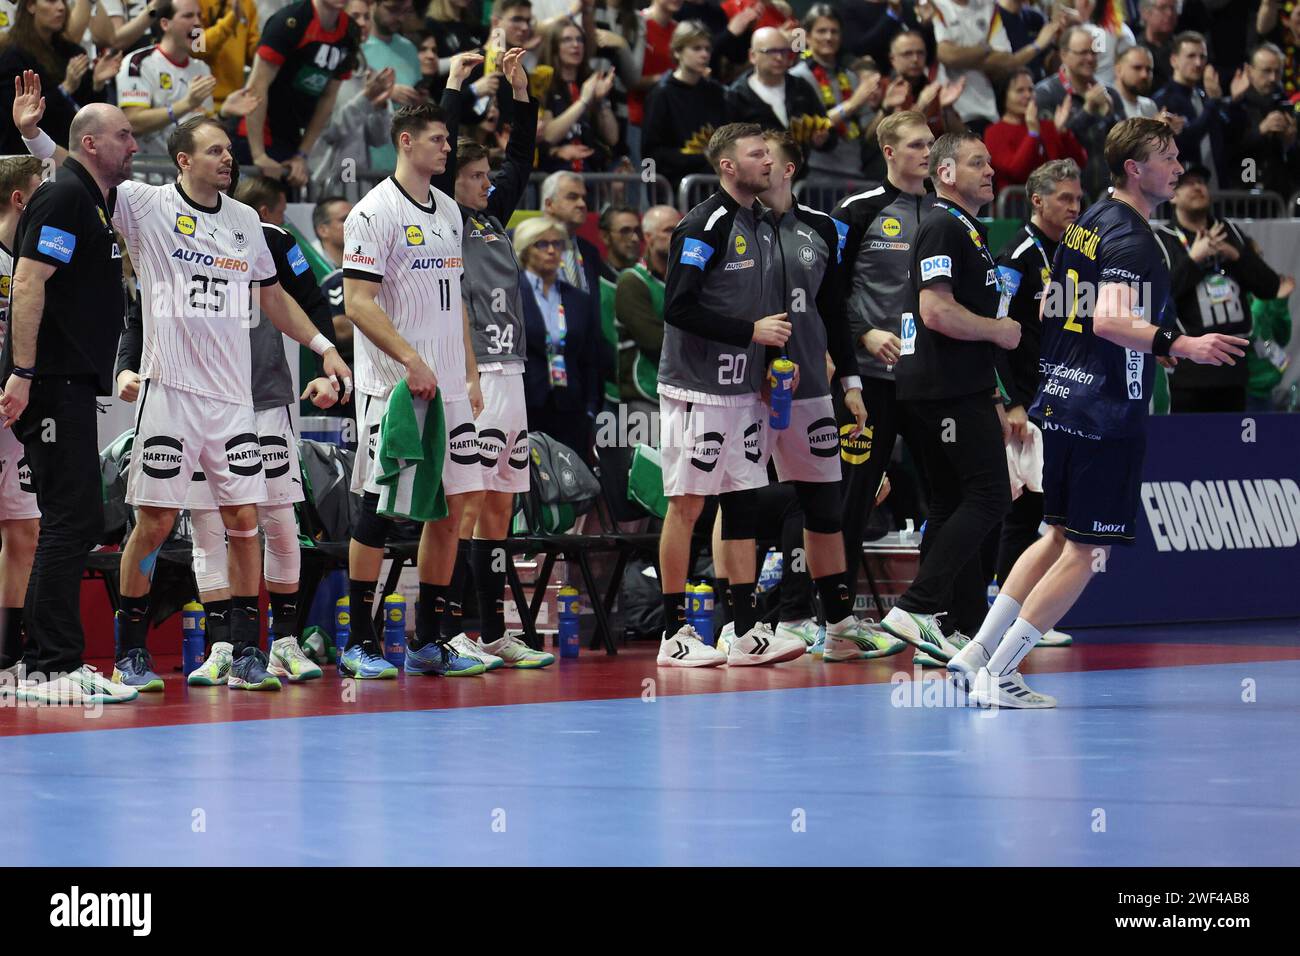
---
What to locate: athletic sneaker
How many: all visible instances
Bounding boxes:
[187,642,234,686]
[229,647,282,691]
[0,661,27,698]
[447,633,503,671]
[715,622,735,656]
[16,665,138,705]
[1037,629,1073,647]
[269,636,323,682]
[300,626,335,664]
[946,637,991,690]
[404,639,486,677]
[339,643,398,680]
[657,625,726,667]
[912,649,945,668]
[479,632,554,668]
[776,619,821,653]
[809,624,825,658]
[112,647,164,692]
[726,623,805,666]
[880,607,965,661]
[823,616,908,662]
[968,667,1057,709]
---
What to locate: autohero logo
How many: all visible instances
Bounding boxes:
[724,258,755,271]
[411,257,463,270]
[1142,478,1300,552]
[449,423,479,465]
[690,431,724,472]
[225,433,263,477]
[260,434,291,479]
[170,249,250,272]
[140,435,184,479]
[807,417,839,458]
[50,886,151,936]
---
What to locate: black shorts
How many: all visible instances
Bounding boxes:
[1041,423,1147,547]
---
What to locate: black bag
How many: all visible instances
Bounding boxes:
[517,432,602,534]
[297,438,359,543]
[99,429,135,545]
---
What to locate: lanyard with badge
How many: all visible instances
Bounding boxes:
[547,298,568,388]
[1173,224,1236,305]
[943,202,1010,316]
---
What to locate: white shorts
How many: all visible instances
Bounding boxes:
[476,369,530,493]
[767,395,842,484]
[352,391,484,498]
[659,396,769,497]
[127,380,268,509]
[186,406,304,511]
[0,426,39,521]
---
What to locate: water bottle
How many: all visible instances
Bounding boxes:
[987,579,999,607]
[265,605,274,653]
[558,586,581,659]
[383,593,406,668]
[688,581,716,646]
[334,596,350,662]
[768,358,796,430]
[182,601,205,676]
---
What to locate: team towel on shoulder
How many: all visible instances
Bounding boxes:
[375,381,449,522]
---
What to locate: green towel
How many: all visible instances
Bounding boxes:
[374,381,449,522]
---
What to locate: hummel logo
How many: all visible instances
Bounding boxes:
[671,641,689,660]
[752,636,769,654]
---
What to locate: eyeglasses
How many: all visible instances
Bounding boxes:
[611,226,643,237]
[757,47,793,57]
[1066,47,1098,57]
[533,239,566,251]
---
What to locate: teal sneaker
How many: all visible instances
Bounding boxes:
[112,647,164,692]
[776,619,821,654]
[880,607,963,660]
[823,616,908,662]
[339,643,399,680]
[229,647,282,691]
[187,641,233,686]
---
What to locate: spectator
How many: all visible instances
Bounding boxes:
[676,0,757,82]
[312,195,350,267]
[641,19,729,182]
[541,168,601,302]
[423,0,485,68]
[597,203,642,406]
[725,25,834,156]
[852,55,896,181]
[1259,1,1300,102]
[841,0,923,67]
[414,27,497,107]
[537,20,618,171]
[617,0,681,162]
[881,28,965,138]
[615,203,679,415]
[238,0,362,189]
[489,0,543,72]
[1034,24,1124,196]
[1154,164,1293,413]
[1153,30,1243,189]
[0,0,119,154]
[1137,0,1178,91]
[116,0,259,155]
[1114,42,1159,117]
[1233,42,1300,198]
[313,195,355,404]
[1246,290,1293,412]
[515,215,602,458]
[363,0,422,171]
[1063,0,1135,88]
[789,4,878,178]
[590,0,639,158]
[997,0,1054,81]
[196,0,261,113]
[984,67,1086,193]
[467,94,509,165]
[91,0,156,52]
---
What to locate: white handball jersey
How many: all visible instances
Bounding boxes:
[0,240,12,352]
[117,46,216,156]
[342,177,467,400]
[113,181,277,405]
[0,1,17,36]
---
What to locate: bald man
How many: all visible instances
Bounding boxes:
[614,204,681,427]
[724,27,836,154]
[2,94,142,704]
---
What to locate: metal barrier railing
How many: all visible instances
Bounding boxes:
[793,175,876,213]
[677,174,720,213]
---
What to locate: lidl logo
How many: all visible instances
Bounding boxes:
[0,276,9,298]
[405,225,425,246]
[160,73,172,90]
[174,214,197,236]
[388,608,402,622]
[734,234,747,255]
[881,217,901,237]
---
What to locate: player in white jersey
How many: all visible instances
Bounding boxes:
[0,158,44,688]
[340,102,487,680]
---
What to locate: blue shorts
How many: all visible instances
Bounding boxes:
[1041,423,1147,547]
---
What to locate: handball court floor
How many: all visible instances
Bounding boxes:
[2,620,1298,867]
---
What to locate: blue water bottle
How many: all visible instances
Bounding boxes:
[265,605,274,653]
[182,601,205,676]
[768,358,796,430]
[334,596,350,662]
[383,593,406,668]
[688,582,716,646]
[558,586,581,659]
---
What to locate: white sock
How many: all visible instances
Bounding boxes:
[986,617,1042,677]
[973,593,1022,657]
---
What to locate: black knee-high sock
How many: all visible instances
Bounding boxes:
[662,591,686,634]
[731,582,758,635]
[413,583,447,650]
[205,598,233,649]
[815,571,854,625]
[268,590,298,639]
[231,596,260,655]
[715,578,732,626]
[0,607,23,668]
[471,538,507,644]
[116,595,150,655]
[347,579,378,649]
[442,540,471,638]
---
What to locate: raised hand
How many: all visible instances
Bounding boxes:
[13,70,47,138]
[220,86,262,118]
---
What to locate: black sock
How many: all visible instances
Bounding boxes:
[442,540,471,639]
[413,583,447,650]
[715,578,732,625]
[205,599,233,649]
[731,582,758,635]
[0,607,23,669]
[347,579,378,650]
[471,538,507,645]
[662,591,686,634]
[117,595,150,655]
[815,571,854,625]
[230,596,260,655]
[268,590,298,639]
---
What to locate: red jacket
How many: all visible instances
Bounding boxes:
[984,120,1088,195]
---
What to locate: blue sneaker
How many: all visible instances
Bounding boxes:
[112,647,164,692]
[405,638,486,677]
[229,647,282,691]
[339,643,398,680]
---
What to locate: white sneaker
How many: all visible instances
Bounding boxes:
[726,623,805,666]
[268,635,324,682]
[446,633,503,671]
[0,661,26,699]
[823,616,909,662]
[912,649,945,668]
[15,665,138,705]
[776,619,821,653]
[969,667,1057,709]
[880,607,964,660]
[657,625,726,667]
[1037,629,1073,647]
[480,632,555,668]
[715,622,735,656]
[946,637,991,689]
[187,642,233,686]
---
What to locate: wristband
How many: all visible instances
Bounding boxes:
[11,366,36,380]
[167,104,176,123]
[22,129,56,161]
[1152,327,1181,357]
[309,333,335,356]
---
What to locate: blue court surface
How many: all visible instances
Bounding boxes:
[3,622,1298,867]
